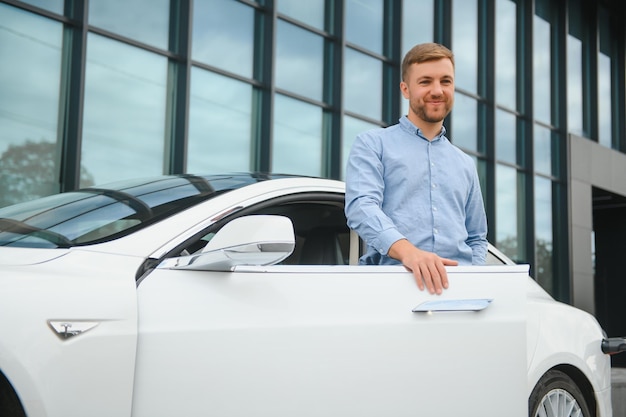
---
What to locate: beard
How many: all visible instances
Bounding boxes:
[410,99,452,123]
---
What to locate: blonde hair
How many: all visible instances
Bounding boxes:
[401,43,455,81]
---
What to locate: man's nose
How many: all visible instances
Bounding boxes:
[431,82,444,95]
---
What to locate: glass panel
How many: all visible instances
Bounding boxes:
[17,0,63,14]
[401,0,434,117]
[451,93,477,152]
[533,14,551,125]
[88,0,170,50]
[598,5,612,148]
[534,176,553,292]
[345,0,383,54]
[273,95,323,176]
[193,0,254,78]
[567,0,583,137]
[534,125,552,176]
[0,4,63,208]
[452,0,477,93]
[277,0,324,30]
[495,109,516,164]
[495,0,516,110]
[275,20,324,101]
[567,35,583,137]
[597,53,611,147]
[188,68,253,173]
[342,115,380,180]
[344,48,382,120]
[82,34,167,186]
[401,0,433,55]
[496,164,522,262]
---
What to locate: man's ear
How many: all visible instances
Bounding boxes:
[400,81,409,99]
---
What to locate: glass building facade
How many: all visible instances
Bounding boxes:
[0,0,625,308]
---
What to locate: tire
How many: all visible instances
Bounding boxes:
[0,372,26,417]
[529,369,592,417]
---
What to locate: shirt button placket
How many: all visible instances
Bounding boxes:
[430,150,438,243]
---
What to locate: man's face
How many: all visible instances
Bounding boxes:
[400,58,455,125]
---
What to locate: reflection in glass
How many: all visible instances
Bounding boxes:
[188,68,252,173]
[567,1,584,137]
[533,15,551,126]
[495,0,516,110]
[495,109,516,164]
[275,20,324,101]
[401,0,433,55]
[344,48,382,120]
[598,6,613,148]
[342,115,380,180]
[598,53,612,148]
[0,4,62,206]
[534,125,552,176]
[88,0,170,50]
[345,0,383,54]
[566,35,583,137]
[193,0,254,78]
[401,0,434,117]
[273,95,322,176]
[496,164,522,262]
[451,93,477,152]
[452,0,477,93]
[534,175,553,292]
[82,34,167,186]
[277,0,325,30]
[17,0,63,14]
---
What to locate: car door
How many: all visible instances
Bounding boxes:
[131,213,528,416]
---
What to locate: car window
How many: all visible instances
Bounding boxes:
[486,251,506,265]
[175,194,350,265]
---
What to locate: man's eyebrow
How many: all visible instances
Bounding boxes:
[416,75,454,81]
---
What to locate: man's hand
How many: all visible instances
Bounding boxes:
[388,239,458,294]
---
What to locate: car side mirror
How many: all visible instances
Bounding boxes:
[158,215,295,271]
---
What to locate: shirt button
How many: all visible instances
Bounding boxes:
[432,183,436,189]
[433,206,437,212]
[434,228,439,234]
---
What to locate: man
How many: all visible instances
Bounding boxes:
[344,42,488,294]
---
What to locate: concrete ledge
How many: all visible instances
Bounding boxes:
[612,368,626,417]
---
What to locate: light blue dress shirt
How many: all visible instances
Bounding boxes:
[345,116,488,265]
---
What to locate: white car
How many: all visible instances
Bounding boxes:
[0,173,624,417]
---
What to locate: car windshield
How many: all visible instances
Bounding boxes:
[0,173,278,248]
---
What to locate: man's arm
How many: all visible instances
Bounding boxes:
[465,169,489,264]
[344,132,404,254]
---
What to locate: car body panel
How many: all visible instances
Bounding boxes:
[131,264,528,417]
[0,250,140,417]
[0,247,70,265]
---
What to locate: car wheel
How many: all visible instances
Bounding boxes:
[529,369,592,417]
[0,372,26,417]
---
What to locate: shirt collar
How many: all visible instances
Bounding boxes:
[399,115,447,142]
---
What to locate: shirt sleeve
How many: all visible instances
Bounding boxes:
[344,132,405,255]
[465,168,489,264]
